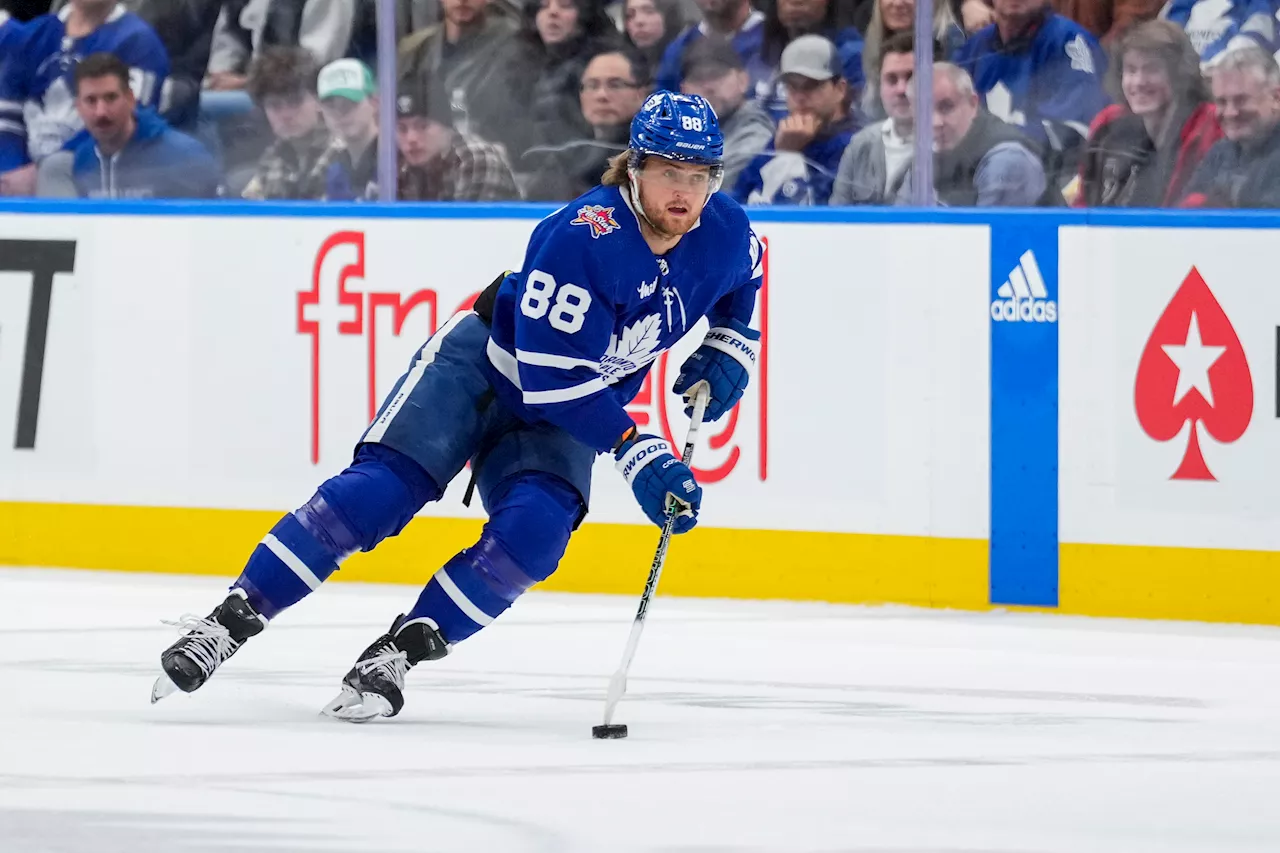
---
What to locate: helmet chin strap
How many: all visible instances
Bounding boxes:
[626,165,656,231]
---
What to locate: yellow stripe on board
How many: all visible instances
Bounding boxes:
[0,501,988,610]
[1061,542,1280,626]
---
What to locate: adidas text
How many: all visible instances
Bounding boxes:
[991,250,1057,324]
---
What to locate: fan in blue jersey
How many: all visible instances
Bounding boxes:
[952,0,1109,183]
[0,0,168,188]
[0,10,24,61]
[152,91,766,723]
[1160,0,1275,67]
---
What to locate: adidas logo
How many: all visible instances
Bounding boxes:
[991,250,1057,323]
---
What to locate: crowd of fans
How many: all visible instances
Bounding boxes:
[3,0,1280,206]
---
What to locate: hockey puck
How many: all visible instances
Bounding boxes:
[592,724,628,739]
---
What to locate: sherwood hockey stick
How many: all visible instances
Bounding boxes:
[594,385,710,739]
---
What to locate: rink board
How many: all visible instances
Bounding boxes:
[1,203,1279,623]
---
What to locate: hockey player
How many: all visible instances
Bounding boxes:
[0,0,168,193]
[153,91,764,723]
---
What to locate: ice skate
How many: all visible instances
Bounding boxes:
[151,589,266,703]
[321,615,448,723]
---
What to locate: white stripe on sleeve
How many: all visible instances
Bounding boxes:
[523,376,609,405]
[515,349,599,371]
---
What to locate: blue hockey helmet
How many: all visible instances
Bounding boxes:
[628,91,725,194]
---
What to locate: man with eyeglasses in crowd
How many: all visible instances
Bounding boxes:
[524,47,652,201]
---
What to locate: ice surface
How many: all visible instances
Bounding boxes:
[3,567,1280,853]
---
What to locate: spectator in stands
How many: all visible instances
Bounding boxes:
[1053,0,1163,47]
[39,53,220,198]
[625,0,685,68]
[523,46,650,199]
[832,31,915,204]
[732,34,859,204]
[396,74,521,200]
[904,62,1051,204]
[317,57,379,200]
[1159,0,1273,68]
[654,0,767,97]
[861,0,963,116]
[504,0,622,162]
[1075,20,1221,206]
[48,0,224,128]
[952,0,1109,188]
[0,0,168,196]
[398,0,521,158]
[0,6,25,59]
[680,38,773,188]
[1182,44,1280,206]
[755,0,866,120]
[241,47,335,200]
[206,0,357,92]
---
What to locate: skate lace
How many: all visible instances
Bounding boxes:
[357,648,410,688]
[163,614,236,677]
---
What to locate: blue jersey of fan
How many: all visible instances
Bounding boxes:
[0,5,168,170]
[485,184,764,454]
[1160,0,1275,64]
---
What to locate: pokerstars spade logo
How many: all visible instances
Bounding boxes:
[1134,267,1253,481]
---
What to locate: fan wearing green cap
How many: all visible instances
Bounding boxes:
[317,58,380,201]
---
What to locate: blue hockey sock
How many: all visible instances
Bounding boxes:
[407,473,580,644]
[235,444,442,619]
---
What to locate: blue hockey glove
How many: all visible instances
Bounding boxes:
[672,319,760,422]
[614,433,702,533]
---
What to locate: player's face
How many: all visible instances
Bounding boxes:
[879,50,914,123]
[635,158,714,238]
[1121,50,1173,120]
[75,74,136,151]
[262,90,321,141]
[931,71,978,150]
[1212,68,1280,143]
[396,116,452,166]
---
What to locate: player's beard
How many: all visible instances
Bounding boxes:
[639,193,703,240]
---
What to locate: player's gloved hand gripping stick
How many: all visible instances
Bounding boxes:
[594,386,710,740]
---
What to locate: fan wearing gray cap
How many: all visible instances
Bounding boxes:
[680,38,773,190]
[731,34,860,205]
[396,76,521,201]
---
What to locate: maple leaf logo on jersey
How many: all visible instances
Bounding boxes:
[600,314,662,379]
[1134,267,1253,481]
[571,205,620,239]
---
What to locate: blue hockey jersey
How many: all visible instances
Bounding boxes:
[655,12,768,104]
[486,185,764,453]
[1160,0,1275,65]
[731,114,858,205]
[0,5,168,171]
[0,13,23,65]
[952,12,1109,149]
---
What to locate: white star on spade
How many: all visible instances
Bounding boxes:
[1162,312,1226,406]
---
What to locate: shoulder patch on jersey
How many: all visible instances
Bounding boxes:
[1065,34,1095,74]
[570,204,621,239]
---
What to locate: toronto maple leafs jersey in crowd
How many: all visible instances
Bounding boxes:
[0,13,24,74]
[486,184,764,454]
[0,5,168,170]
[952,12,1109,147]
[1161,0,1275,65]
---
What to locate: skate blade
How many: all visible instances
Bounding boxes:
[150,672,180,704]
[320,686,393,723]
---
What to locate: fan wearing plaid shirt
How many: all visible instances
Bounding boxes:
[396,75,521,201]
